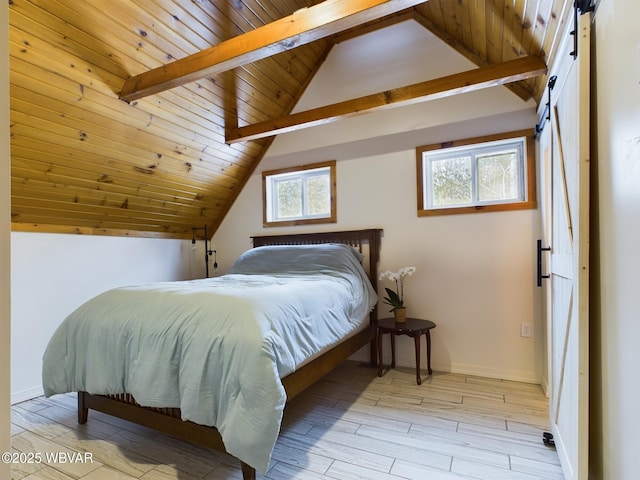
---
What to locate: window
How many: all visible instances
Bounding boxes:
[262,160,337,227]
[417,130,536,216]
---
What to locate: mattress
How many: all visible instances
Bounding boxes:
[42,243,377,473]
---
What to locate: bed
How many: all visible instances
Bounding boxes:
[42,228,382,479]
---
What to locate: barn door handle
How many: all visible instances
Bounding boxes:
[537,239,551,287]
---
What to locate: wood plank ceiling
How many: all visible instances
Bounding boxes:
[9,0,572,239]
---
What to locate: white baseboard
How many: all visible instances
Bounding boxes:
[430,361,541,384]
[353,348,542,385]
[352,344,542,385]
[11,386,44,405]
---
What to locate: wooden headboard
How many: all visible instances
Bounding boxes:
[251,228,382,294]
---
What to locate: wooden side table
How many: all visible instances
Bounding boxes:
[377,317,436,385]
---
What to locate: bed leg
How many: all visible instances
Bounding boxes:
[78,391,88,424]
[240,462,256,480]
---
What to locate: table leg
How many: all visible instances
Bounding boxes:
[414,334,422,385]
[390,333,396,369]
[377,330,383,377]
[426,330,432,375]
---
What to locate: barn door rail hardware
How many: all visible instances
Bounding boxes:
[537,239,552,287]
[570,0,596,59]
[535,75,558,137]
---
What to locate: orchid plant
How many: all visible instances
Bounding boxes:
[378,266,416,312]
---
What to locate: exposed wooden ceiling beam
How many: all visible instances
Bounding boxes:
[226,55,547,144]
[119,0,429,102]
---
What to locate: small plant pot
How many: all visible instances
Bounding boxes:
[394,307,407,323]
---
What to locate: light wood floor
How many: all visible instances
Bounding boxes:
[10,361,563,480]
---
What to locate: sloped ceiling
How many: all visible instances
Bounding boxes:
[9,0,572,239]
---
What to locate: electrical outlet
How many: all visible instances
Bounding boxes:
[521,322,532,338]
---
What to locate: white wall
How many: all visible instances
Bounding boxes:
[2,2,11,478]
[591,1,640,478]
[10,233,202,403]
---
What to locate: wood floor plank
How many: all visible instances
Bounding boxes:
[77,465,140,480]
[509,455,565,479]
[298,403,414,434]
[53,431,157,477]
[262,461,332,480]
[105,429,220,477]
[11,431,104,478]
[391,459,476,480]
[376,398,508,430]
[334,400,460,432]
[409,423,560,465]
[142,464,205,480]
[504,394,551,409]
[451,457,555,480]
[269,441,334,474]
[12,362,562,479]
[9,447,47,480]
[306,425,455,471]
[10,408,74,440]
[283,406,362,435]
[325,459,400,480]
[12,398,55,414]
[34,405,123,440]
[17,465,75,480]
[354,423,511,469]
[457,422,551,449]
[507,420,549,437]
[277,431,395,473]
[460,397,549,427]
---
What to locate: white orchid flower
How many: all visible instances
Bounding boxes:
[378,266,417,311]
[398,266,416,278]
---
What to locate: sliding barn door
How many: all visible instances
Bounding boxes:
[539,12,591,480]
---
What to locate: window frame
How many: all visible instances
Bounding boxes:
[262,160,337,227]
[416,129,536,216]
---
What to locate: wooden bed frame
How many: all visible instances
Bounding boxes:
[77,228,382,480]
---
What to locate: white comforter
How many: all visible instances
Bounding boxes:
[42,243,377,473]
